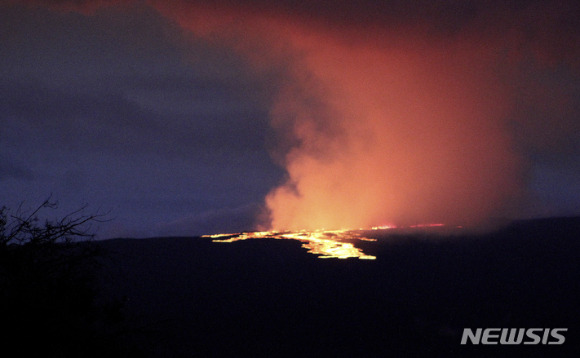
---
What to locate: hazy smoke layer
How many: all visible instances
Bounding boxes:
[20,0,580,230]
[153,0,529,230]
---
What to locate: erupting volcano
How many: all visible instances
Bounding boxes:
[2,1,580,356]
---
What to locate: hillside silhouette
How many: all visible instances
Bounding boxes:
[94,216,580,357]
[2,202,578,357]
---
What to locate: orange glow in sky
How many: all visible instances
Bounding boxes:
[153,1,524,232]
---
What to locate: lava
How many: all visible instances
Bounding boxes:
[204,229,378,260]
[203,223,460,259]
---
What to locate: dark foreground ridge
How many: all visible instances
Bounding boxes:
[89,216,580,357]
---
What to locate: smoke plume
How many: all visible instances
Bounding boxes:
[18,0,580,230]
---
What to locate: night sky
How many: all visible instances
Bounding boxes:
[2,0,580,238]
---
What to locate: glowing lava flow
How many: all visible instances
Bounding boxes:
[204,229,377,260]
[203,223,452,260]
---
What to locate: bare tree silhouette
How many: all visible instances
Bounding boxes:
[0,198,139,357]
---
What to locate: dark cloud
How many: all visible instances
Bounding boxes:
[9,0,580,66]
[0,157,35,181]
[0,1,282,237]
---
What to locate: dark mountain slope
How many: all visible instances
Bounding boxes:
[96,217,580,357]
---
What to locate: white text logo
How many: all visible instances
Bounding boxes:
[461,328,567,345]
